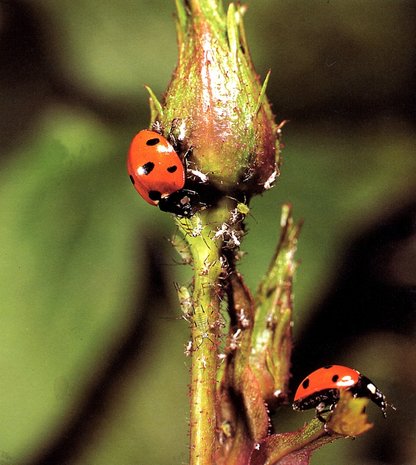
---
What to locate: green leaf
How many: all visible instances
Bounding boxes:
[0,108,144,459]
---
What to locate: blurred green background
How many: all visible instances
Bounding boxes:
[0,1,415,464]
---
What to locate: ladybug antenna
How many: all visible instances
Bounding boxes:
[378,397,396,418]
[386,401,397,416]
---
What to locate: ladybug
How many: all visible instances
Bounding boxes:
[127,129,199,216]
[293,365,391,421]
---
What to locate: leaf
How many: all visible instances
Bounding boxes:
[0,108,146,459]
[326,391,373,437]
[250,204,302,404]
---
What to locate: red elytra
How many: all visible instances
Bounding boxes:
[127,130,185,206]
[294,365,360,402]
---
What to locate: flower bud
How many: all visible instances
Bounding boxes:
[152,1,280,197]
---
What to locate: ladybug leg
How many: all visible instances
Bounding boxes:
[322,420,337,436]
[316,402,326,422]
[315,402,333,423]
[168,132,178,149]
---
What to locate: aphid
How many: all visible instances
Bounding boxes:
[229,328,242,351]
[176,285,194,323]
[188,168,209,183]
[237,308,250,328]
[184,340,193,357]
[264,170,277,190]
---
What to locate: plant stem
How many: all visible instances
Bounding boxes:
[176,205,230,465]
[189,253,221,465]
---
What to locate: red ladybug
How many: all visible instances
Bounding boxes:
[293,365,391,420]
[127,129,199,216]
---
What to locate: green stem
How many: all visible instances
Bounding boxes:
[176,204,230,465]
[189,251,221,465]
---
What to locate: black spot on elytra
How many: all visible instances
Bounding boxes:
[167,165,178,173]
[332,374,339,383]
[146,138,160,146]
[302,378,310,389]
[324,365,333,369]
[148,190,161,201]
[141,162,155,175]
[129,175,135,185]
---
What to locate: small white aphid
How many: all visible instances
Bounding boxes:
[264,170,277,190]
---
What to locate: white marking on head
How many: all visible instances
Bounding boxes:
[367,383,377,394]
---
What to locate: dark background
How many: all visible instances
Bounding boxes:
[0,1,415,464]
